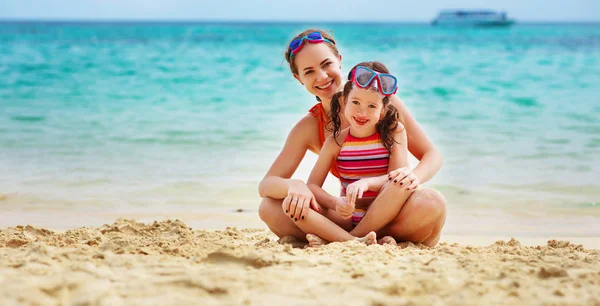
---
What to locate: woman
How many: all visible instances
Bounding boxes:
[258,29,446,247]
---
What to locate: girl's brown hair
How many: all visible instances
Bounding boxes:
[329,61,404,152]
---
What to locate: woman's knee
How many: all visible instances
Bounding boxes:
[410,188,446,218]
[258,197,282,224]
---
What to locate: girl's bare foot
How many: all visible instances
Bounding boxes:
[378,236,397,246]
[306,234,328,247]
[356,231,377,245]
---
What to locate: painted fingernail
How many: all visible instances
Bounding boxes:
[400,182,403,185]
[302,216,305,220]
[290,214,293,218]
[388,177,392,181]
[393,180,397,183]
[294,218,297,221]
[285,210,288,213]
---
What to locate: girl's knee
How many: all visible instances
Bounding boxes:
[382,181,415,197]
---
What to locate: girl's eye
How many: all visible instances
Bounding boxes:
[352,100,359,105]
[369,104,377,109]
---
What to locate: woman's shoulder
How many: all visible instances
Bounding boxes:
[295,113,320,130]
[395,121,406,133]
[286,113,320,144]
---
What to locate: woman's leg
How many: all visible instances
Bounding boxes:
[378,188,447,247]
[258,197,306,240]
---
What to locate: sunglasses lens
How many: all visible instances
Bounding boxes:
[354,67,375,87]
[289,38,303,50]
[306,32,323,41]
[379,75,397,94]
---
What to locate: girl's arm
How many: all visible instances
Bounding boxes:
[361,123,409,192]
[390,95,443,184]
[307,134,343,210]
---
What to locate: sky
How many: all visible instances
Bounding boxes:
[1,0,599,22]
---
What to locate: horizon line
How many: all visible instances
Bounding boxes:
[1,18,600,24]
[0,16,600,24]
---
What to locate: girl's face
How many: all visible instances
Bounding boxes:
[292,43,343,101]
[344,87,384,134]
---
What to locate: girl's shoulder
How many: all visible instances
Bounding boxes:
[335,127,350,144]
[324,127,349,149]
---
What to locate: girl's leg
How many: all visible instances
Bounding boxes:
[259,197,375,245]
[349,182,414,237]
[293,208,375,245]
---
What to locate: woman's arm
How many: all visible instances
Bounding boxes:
[307,135,343,210]
[258,115,317,199]
[391,95,443,184]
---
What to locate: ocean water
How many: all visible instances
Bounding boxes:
[1,22,599,217]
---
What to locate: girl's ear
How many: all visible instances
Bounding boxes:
[379,105,387,121]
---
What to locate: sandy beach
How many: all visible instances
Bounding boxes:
[1,218,599,306]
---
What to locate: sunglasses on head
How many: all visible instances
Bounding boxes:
[350,66,398,96]
[289,32,334,59]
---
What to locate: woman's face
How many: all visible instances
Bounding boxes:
[292,43,343,101]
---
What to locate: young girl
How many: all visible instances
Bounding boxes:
[294,61,411,246]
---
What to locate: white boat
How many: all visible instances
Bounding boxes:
[432,10,515,27]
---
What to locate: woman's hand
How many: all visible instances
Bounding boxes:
[388,167,420,190]
[335,196,354,220]
[282,180,319,221]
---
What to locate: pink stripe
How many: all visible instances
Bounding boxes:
[338,159,388,168]
[339,148,388,156]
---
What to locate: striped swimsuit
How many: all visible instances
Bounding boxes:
[337,132,390,226]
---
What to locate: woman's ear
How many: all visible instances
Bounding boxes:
[293,74,304,85]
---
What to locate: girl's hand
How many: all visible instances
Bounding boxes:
[388,167,420,190]
[345,179,370,208]
[335,196,354,220]
[282,180,319,221]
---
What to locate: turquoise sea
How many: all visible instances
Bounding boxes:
[1,22,599,231]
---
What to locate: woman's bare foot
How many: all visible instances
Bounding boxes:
[356,231,377,245]
[377,236,397,246]
[306,234,328,247]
